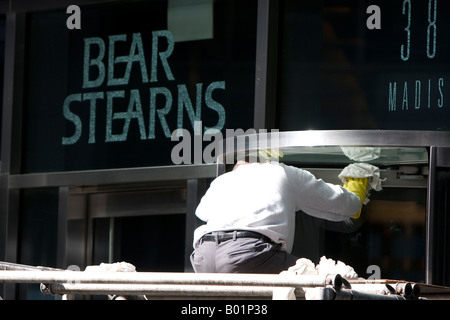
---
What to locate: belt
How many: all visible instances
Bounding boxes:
[201,231,271,243]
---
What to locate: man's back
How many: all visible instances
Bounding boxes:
[195,162,296,250]
[194,162,362,252]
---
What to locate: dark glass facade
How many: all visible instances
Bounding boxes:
[22,0,256,172]
[278,0,450,131]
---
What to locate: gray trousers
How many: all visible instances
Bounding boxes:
[190,233,298,274]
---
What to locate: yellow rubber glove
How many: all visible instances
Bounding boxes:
[343,177,368,219]
[258,149,284,162]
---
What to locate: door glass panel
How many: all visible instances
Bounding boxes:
[93,214,186,272]
[277,146,428,283]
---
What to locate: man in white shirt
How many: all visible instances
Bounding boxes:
[190,160,367,274]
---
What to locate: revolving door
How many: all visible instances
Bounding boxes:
[216,130,450,285]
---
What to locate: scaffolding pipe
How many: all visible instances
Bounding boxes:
[42,283,301,298]
[349,282,421,299]
[308,287,406,300]
[348,283,394,295]
[0,271,340,289]
[0,261,62,271]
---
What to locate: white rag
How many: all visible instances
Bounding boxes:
[340,146,381,161]
[277,256,358,300]
[280,256,358,279]
[85,261,136,272]
[339,163,383,204]
[84,262,147,300]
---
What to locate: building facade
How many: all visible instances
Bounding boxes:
[1,0,450,299]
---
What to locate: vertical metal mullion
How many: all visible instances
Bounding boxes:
[185,179,208,272]
[1,12,24,175]
[86,194,94,268]
[0,11,25,300]
[426,146,437,285]
[1,13,16,174]
[443,179,448,285]
[57,186,69,269]
[254,0,278,130]
[108,217,115,264]
[185,180,197,272]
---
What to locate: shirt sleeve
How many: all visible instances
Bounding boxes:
[284,165,363,221]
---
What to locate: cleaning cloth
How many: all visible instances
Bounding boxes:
[339,163,383,204]
[84,261,136,272]
[280,256,359,279]
[85,262,147,300]
[341,146,381,161]
[277,256,358,300]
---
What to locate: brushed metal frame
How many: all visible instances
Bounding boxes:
[219,130,450,159]
[8,164,217,190]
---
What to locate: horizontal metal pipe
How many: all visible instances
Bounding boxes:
[44,283,300,298]
[411,283,421,298]
[308,287,406,300]
[342,289,406,300]
[348,283,392,295]
[0,271,336,288]
[350,282,421,299]
[0,261,63,272]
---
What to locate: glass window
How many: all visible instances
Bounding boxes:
[0,14,5,152]
[432,171,450,286]
[277,0,450,131]
[22,0,257,173]
[322,188,426,282]
[17,188,58,300]
[93,214,186,272]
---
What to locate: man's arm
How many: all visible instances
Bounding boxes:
[284,165,364,222]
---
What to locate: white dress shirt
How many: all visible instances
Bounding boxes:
[193,162,362,253]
